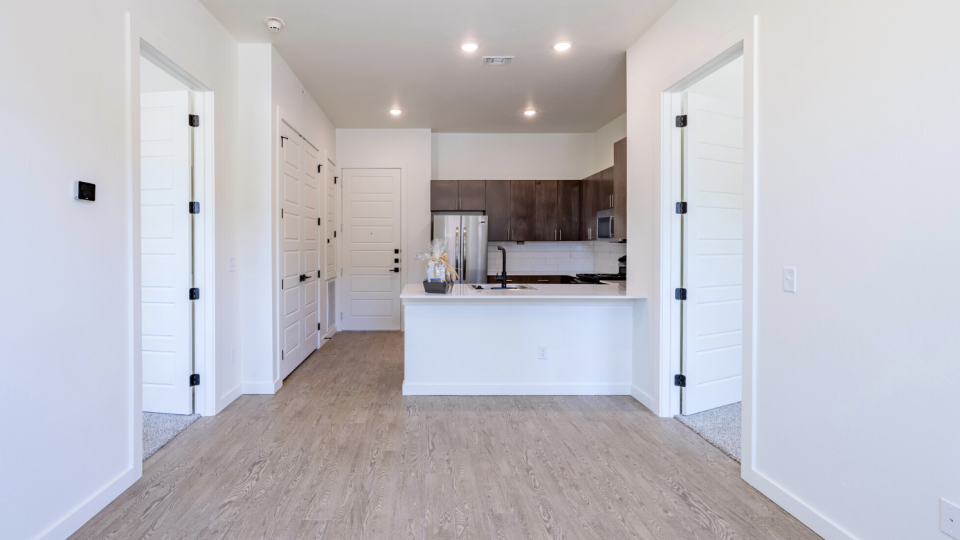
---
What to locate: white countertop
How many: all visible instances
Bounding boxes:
[400,283,642,301]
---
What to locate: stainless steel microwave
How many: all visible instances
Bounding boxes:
[597,209,615,239]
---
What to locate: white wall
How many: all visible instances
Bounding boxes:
[336,129,432,287]
[592,113,627,171]
[237,44,336,393]
[0,1,242,539]
[431,133,595,180]
[625,1,960,539]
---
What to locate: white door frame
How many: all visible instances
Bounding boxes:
[657,23,756,461]
[320,153,339,343]
[126,15,217,464]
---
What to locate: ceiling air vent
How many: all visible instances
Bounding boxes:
[482,56,514,66]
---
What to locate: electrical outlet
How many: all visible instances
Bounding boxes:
[538,346,548,360]
[943,499,960,539]
[230,348,235,363]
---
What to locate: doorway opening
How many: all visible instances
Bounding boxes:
[137,47,212,459]
[666,51,746,461]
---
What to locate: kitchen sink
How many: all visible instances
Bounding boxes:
[471,284,537,290]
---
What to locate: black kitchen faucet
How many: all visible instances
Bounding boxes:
[497,246,508,288]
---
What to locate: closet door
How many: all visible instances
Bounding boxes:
[280,123,305,375]
[301,143,320,356]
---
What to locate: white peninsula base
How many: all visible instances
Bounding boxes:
[400,283,645,396]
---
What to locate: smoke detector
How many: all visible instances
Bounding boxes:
[264,17,285,32]
[482,56,514,66]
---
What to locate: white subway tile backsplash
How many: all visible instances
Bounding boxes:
[487,241,625,275]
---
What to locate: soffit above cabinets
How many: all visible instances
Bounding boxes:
[200,0,676,132]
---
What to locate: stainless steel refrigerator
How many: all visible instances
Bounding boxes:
[432,213,488,284]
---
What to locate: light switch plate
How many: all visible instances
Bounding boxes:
[783,267,797,293]
[943,498,960,539]
[538,346,548,360]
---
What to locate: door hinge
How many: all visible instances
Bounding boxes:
[188,114,200,127]
[675,288,687,300]
[281,350,284,360]
[318,323,322,330]
[676,115,687,128]
[333,231,336,238]
[675,202,687,214]
[318,217,322,226]
[281,136,288,147]
[674,374,686,387]
[340,312,343,321]
[190,374,200,386]
[318,164,322,173]
[189,288,200,300]
[188,201,200,214]
[281,208,284,219]
[334,176,338,184]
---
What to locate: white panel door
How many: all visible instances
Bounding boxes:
[141,91,193,415]
[681,92,744,415]
[280,123,305,377]
[342,169,402,330]
[324,164,338,280]
[301,143,319,356]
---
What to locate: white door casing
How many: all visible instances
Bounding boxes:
[681,92,745,415]
[141,90,193,415]
[341,169,402,331]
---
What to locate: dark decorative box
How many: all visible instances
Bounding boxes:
[422,280,454,294]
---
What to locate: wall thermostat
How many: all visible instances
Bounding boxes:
[74,181,95,202]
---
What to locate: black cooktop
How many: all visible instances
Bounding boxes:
[575,273,626,283]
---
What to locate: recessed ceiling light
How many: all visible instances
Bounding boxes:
[461,42,479,52]
[390,109,402,115]
[264,17,285,32]
[524,109,537,116]
[553,41,572,52]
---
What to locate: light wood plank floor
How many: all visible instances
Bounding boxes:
[72,331,819,540]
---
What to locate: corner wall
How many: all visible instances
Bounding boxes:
[625,0,960,539]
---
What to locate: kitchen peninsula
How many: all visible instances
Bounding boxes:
[400,283,645,396]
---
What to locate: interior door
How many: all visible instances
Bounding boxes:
[140,90,193,415]
[324,163,337,280]
[342,169,402,330]
[681,92,745,414]
[280,123,305,376]
[301,143,320,358]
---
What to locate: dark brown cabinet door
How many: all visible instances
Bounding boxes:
[600,167,615,209]
[580,176,601,240]
[458,180,485,211]
[558,180,581,241]
[613,138,627,240]
[431,180,459,211]
[534,180,558,241]
[510,181,536,241]
[485,181,511,241]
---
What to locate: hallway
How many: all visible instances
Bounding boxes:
[71,332,817,540]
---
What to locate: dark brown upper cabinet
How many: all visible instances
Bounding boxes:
[535,180,559,241]
[600,166,615,209]
[431,180,486,211]
[485,180,511,241]
[613,137,627,239]
[510,181,536,241]
[430,180,459,211]
[580,176,601,240]
[558,180,581,241]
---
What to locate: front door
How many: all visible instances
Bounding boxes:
[341,169,402,330]
[681,92,745,415]
[141,90,193,415]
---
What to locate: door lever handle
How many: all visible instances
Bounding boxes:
[299,274,307,282]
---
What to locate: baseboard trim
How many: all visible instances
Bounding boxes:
[402,382,630,396]
[35,465,140,540]
[216,383,243,414]
[742,467,857,540]
[630,384,657,413]
[241,379,282,395]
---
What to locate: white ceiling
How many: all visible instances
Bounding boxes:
[200,0,676,133]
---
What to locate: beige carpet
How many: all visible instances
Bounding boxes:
[676,402,741,462]
[143,412,199,460]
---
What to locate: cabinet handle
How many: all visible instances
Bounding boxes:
[560,229,562,241]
